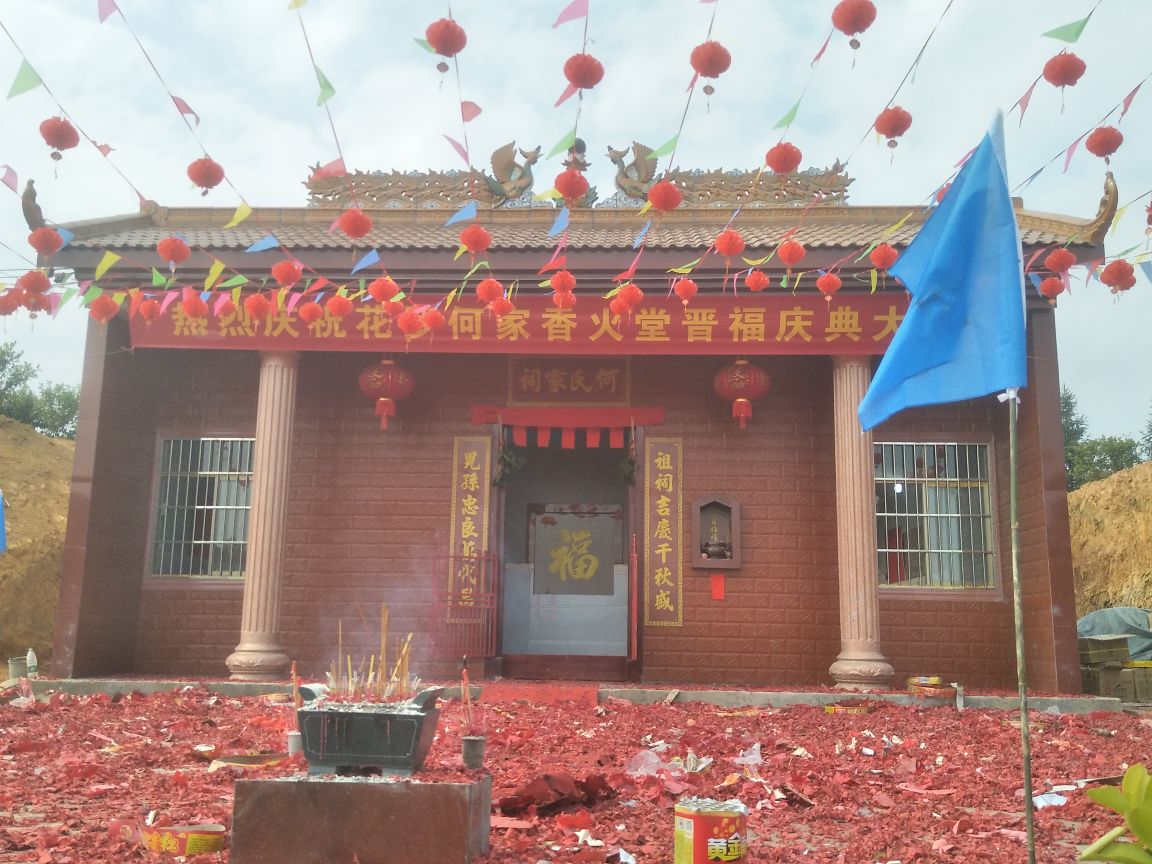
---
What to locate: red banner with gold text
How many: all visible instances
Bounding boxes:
[129,294,908,356]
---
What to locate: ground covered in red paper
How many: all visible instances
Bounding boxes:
[1,685,1149,863]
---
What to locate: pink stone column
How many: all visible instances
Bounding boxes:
[226,352,298,681]
[828,355,894,689]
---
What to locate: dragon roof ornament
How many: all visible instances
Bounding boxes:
[305,140,853,210]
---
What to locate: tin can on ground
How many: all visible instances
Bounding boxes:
[674,797,748,863]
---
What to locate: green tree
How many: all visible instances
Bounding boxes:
[1061,385,1141,490]
[1069,436,1142,489]
[1061,385,1089,489]
[0,340,79,439]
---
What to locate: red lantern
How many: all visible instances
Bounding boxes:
[325,294,353,318]
[337,207,373,239]
[715,229,745,259]
[218,298,237,318]
[563,53,604,90]
[0,289,21,317]
[88,293,119,323]
[475,277,505,303]
[23,291,51,315]
[713,359,770,429]
[832,0,877,49]
[17,270,51,294]
[551,270,577,294]
[396,307,423,335]
[358,358,415,431]
[776,239,806,270]
[647,179,682,214]
[181,288,209,319]
[421,307,446,331]
[1044,248,1076,275]
[157,236,191,267]
[765,142,803,175]
[271,259,304,288]
[459,224,491,255]
[298,301,324,324]
[426,18,467,58]
[875,106,912,148]
[1038,276,1065,305]
[138,298,161,322]
[1085,126,1123,163]
[487,296,515,317]
[673,278,698,307]
[869,243,899,271]
[1100,260,1136,294]
[554,169,589,204]
[745,269,769,292]
[608,295,629,318]
[552,290,577,309]
[617,281,644,309]
[28,227,63,258]
[187,157,225,195]
[1043,52,1086,89]
[244,292,274,320]
[39,117,79,160]
[816,272,842,301]
[368,277,401,302]
[690,41,732,79]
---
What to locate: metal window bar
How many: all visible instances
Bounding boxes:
[151,438,254,578]
[873,442,994,589]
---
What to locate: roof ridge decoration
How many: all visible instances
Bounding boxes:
[305,140,853,211]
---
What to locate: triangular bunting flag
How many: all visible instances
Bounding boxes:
[245,234,280,253]
[1015,80,1038,126]
[6,59,43,100]
[0,165,15,193]
[1042,13,1093,43]
[444,134,469,164]
[554,83,579,107]
[547,127,577,159]
[811,31,832,66]
[98,0,118,22]
[1062,134,1086,172]
[224,202,253,228]
[460,101,482,122]
[773,101,800,130]
[633,219,652,249]
[351,249,381,274]
[314,65,335,105]
[548,207,570,238]
[552,0,589,28]
[204,259,225,290]
[445,200,478,226]
[94,251,121,281]
[647,136,679,160]
[172,96,200,125]
[1120,82,1143,120]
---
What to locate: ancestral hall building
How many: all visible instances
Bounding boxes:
[48,149,1116,692]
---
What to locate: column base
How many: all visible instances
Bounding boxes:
[226,645,291,681]
[829,645,894,690]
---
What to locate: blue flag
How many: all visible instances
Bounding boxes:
[0,489,7,554]
[858,113,1026,431]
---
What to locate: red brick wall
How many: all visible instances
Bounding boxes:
[72,345,1072,690]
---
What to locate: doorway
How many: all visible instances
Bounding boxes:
[499,430,632,662]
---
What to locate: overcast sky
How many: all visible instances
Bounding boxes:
[1,0,1149,438]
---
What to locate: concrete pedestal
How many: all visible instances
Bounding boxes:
[230,775,491,864]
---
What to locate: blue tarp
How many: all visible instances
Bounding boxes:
[1077,607,1152,661]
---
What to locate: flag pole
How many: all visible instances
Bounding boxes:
[1006,387,1036,864]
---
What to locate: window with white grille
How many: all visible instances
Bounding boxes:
[874,442,995,589]
[150,438,254,578]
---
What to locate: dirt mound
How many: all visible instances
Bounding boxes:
[0,416,73,665]
[1070,459,1152,615]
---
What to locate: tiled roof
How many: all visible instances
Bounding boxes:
[59,202,1107,254]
